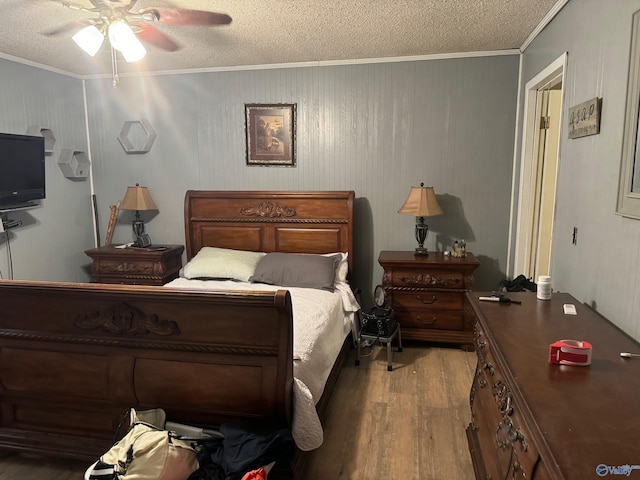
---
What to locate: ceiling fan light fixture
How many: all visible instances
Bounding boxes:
[108,20,146,62]
[72,25,104,57]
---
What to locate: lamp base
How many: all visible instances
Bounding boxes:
[414,220,430,255]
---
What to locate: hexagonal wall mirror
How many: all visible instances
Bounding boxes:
[26,126,56,155]
[118,119,157,154]
[58,149,90,178]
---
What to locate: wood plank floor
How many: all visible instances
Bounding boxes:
[0,345,476,479]
[302,344,476,480]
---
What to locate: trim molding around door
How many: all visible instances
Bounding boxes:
[510,52,567,279]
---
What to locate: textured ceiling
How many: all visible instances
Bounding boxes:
[0,0,561,77]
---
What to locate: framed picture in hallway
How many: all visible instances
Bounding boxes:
[245,103,296,166]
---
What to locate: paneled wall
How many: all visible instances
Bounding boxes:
[518,0,640,340]
[86,55,519,300]
[0,59,92,282]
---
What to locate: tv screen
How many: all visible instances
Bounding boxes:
[0,132,45,209]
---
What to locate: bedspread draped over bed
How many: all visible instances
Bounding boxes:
[166,278,360,451]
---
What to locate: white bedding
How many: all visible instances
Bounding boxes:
[165,277,360,451]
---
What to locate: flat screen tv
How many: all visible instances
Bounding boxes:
[0,132,45,209]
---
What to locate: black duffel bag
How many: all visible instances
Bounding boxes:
[360,307,396,337]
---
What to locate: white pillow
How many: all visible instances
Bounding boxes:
[322,252,348,283]
[182,247,266,282]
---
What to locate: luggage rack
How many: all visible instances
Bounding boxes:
[355,324,402,371]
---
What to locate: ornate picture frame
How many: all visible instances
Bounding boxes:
[244,103,296,167]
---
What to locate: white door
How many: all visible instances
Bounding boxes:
[511,53,566,280]
[529,85,561,278]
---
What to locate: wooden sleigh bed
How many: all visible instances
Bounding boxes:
[0,190,355,478]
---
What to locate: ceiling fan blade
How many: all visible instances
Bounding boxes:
[42,19,93,36]
[138,8,232,26]
[134,24,181,52]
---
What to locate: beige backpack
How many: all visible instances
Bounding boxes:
[84,409,199,480]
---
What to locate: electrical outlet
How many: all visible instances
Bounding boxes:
[572,227,578,245]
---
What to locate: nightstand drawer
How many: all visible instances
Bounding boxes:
[95,259,158,276]
[388,269,464,289]
[395,309,464,330]
[391,290,463,310]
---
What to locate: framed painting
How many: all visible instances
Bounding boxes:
[245,103,296,166]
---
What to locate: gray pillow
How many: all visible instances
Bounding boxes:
[249,252,340,291]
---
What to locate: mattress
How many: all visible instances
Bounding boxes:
[165,277,360,451]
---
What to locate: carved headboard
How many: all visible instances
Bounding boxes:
[184,190,355,272]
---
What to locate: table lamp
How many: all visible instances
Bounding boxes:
[398,183,443,255]
[118,183,158,246]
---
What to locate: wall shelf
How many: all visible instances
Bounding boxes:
[58,149,90,178]
[118,119,156,154]
[26,126,56,155]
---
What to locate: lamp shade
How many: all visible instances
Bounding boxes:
[72,25,104,57]
[398,184,443,217]
[108,20,146,62]
[118,184,158,212]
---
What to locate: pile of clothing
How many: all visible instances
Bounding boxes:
[498,274,537,293]
[189,423,294,480]
[84,408,293,480]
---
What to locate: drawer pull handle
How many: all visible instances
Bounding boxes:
[417,316,437,325]
[416,295,437,304]
[510,427,528,452]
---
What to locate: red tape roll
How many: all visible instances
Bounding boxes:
[548,339,592,366]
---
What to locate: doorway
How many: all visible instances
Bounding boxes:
[512,53,566,279]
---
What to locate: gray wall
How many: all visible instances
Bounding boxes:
[518,0,640,339]
[86,55,519,303]
[0,60,92,282]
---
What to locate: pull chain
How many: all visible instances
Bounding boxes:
[111,46,119,89]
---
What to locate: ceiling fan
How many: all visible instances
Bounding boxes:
[44,0,232,85]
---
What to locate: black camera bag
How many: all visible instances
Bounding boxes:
[361,307,396,337]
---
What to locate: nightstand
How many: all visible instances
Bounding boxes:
[85,245,184,285]
[378,250,479,347]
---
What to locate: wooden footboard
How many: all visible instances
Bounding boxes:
[0,280,293,461]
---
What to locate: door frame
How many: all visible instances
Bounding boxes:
[510,52,567,278]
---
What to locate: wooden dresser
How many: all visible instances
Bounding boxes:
[378,251,479,346]
[85,244,184,285]
[466,291,640,480]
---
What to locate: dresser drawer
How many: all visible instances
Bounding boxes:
[507,408,540,479]
[387,269,465,289]
[471,364,512,480]
[395,309,464,330]
[391,290,463,310]
[478,346,540,480]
